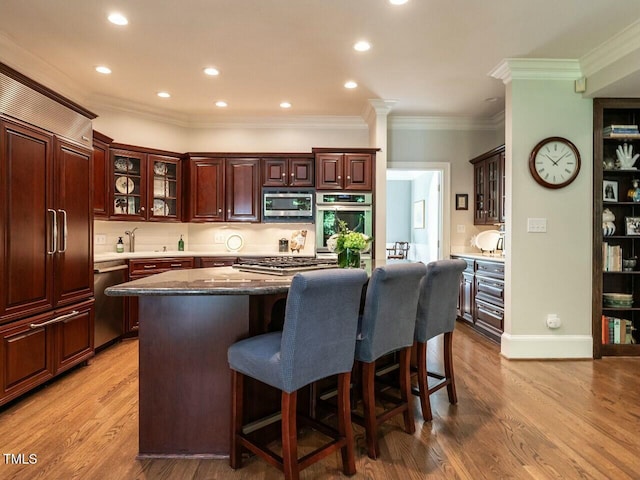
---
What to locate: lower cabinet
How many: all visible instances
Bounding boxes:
[126,258,195,333]
[0,299,94,406]
[452,255,504,343]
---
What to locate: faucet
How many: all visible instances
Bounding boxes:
[124,228,138,252]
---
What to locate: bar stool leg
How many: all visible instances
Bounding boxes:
[444,332,457,404]
[399,347,415,434]
[361,361,379,459]
[281,390,299,480]
[416,341,433,421]
[230,369,244,469]
[337,372,356,475]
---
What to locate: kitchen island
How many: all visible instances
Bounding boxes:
[106,265,374,458]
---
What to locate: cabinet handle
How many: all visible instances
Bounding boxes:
[290,173,294,176]
[47,209,57,255]
[58,209,68,253]
[228,209,231,214]
[30,310,80,328]
[140,207,145,212]
[218,208,222,213]
[170,263,182,267]
[338,175,342,180]
[478,305,502,317]
[143,264,157,269]
[347,175,351,179]
[282,173,286,177]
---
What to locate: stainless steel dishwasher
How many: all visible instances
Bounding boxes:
[94,260,128,349]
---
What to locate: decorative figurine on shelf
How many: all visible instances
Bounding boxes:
[629,179,640,202]
[616,143,640,169]
[603,208,616,236]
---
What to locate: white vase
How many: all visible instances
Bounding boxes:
[603,208,616,236]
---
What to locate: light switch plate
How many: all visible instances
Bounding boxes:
[214,233,225,244]
[95,234,106,245]
[456,224,466,233]
[527,218,547,233]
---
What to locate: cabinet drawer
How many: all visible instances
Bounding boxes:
[475,298,504,332]
[475,276,504,306]
[129,258,194,276]
[197,257,237,268]
[475,260,504,279]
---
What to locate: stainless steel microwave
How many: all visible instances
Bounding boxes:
[262,188,314,222]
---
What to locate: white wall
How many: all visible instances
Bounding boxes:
[386,180,412,243]
[500,67,593,359]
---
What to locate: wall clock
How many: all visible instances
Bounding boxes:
[529,137,581,189]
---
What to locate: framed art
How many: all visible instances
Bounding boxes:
[413,200,425,229]
[603,180,618,202]
[455,193,469,210]
[625,217,640,235]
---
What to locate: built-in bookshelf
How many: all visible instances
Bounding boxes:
[594,98,640,358]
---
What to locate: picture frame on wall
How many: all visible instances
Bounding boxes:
[625,216,640,235]
[413,200,425,229]
[603,180,618,202]
[455,193,469,210]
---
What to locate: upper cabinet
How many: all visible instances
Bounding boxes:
[314,149,377,191]
[109,146,182,222]
[262,156,314,187]
[185,155,260,222]
[470,145,505,225]
[92,131,113,219]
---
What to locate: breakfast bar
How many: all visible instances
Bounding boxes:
[106,266,299,458]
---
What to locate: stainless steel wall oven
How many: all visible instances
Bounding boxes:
[315,192,373,256]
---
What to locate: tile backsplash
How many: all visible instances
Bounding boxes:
[94,221,316,256]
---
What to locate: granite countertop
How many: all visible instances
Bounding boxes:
[105,266,294,296]
[94,251,314,262]
[450,253,505,262]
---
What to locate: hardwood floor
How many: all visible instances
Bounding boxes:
[1,323,639,479]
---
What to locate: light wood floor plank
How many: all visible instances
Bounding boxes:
[1,325,639,479]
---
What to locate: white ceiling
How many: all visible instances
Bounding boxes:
[1,1,640,122]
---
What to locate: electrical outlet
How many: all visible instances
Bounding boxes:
[95,234,106,245]
[456,224,466,233]
[214,233,225,244]
[546,314,561,329]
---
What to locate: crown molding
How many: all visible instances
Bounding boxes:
[489,58,582,84]
[361,99,397,127]
[579,18,640,77]
[389,114,501,131]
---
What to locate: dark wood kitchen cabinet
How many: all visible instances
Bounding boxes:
[92,130,113,218]
[185,155,260,222]
[109,145,182,222]
[262,156,314,187]
[126,258,194,333]
[0,299,94,406]
[470,145,505,225]
[313,148,377,191]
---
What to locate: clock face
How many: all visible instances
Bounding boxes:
[529,137,581,189]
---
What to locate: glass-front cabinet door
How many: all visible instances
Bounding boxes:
[111,149,147,220]
[149,154,181,221]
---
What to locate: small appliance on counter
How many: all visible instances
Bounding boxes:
[279,238,289,252]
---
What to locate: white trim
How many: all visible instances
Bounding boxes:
[386,162,451,261]
[580,19,640,77]
[489,58,583,84]
[500,333,593,359]
[389,115,499,131]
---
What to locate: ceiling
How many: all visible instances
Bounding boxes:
[1,1,640,122]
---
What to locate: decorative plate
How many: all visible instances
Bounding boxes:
[153,162,167,175]
[154,177,167,197]
[153,199,168,216]
[225,234,244,252]
[114,158,134,172]
[115,176,135,194]
[474,230,501,252]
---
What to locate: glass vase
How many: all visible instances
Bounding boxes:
[338,248,361,268]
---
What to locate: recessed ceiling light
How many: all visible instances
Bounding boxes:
[344,81,358,89]
[280,102,292,109]
[108,12,128,26]
[204,67,220,76]
[353,41,371,52]
[215,101,227,107]
[157,92,171,98]
[389,0,409,5]
[95,66,111,74]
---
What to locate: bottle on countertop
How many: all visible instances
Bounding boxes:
[116,237,124,253]
[178,234,184,251]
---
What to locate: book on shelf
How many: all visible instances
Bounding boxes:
[604,125,639,133]
[603,132,640,139]
[602,316,637,344]
[602,242,622,271]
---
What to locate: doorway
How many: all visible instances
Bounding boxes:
[385,164,449,263]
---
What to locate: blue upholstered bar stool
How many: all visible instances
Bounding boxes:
[413,259,466,421]
[354,262,426,459]
[228,268,368,480]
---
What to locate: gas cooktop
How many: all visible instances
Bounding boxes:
[233,256,338,275]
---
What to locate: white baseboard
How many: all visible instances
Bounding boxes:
[500,333,593,359]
